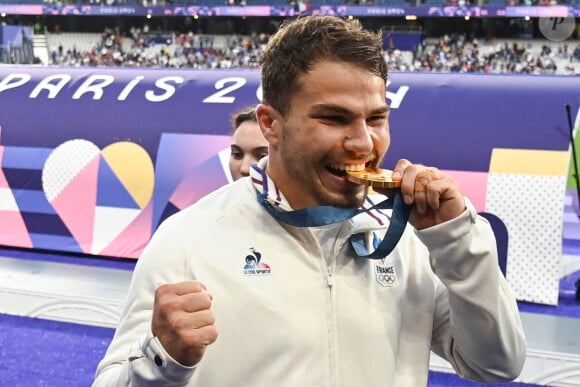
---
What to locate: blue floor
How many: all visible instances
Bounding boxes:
[0,313,544,387]
[0,313,114,387]
[428,372,543,387]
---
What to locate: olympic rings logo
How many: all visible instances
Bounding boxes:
[376,273,396,287]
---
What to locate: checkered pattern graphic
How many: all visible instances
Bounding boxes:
[43,139,100,202]
[487,173,564,305]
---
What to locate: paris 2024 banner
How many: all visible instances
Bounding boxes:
[0,66,578,305]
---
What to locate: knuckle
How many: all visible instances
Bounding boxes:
[155,283,170,297]
[191,293,211,310]
[205,310,216,325]
[417,176,430,186]
[173,315,190,331]
[166,296,183,310]
[158,297,182,316]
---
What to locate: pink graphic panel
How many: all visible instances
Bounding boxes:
[0,146,32,247]
[99,204,153,259]
[170,155,229,210]
[0,211,33,247]
[51,156,99,253]
[445,170,488,212]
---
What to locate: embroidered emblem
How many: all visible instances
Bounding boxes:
[375,259,397,287]
[243,247,271,276]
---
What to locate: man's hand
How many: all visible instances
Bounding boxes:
[376,159,466,230]
[152,281,218,366]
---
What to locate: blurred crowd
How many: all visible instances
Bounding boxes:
[50,28,268,68]
[386,33,580,75]
[49,28,580,74]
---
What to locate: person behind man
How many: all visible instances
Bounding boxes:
[228,105,269,181]
[93,15,526,386]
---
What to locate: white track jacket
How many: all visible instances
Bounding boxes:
[93,162,526,387]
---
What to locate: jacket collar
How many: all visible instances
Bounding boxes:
[249,158,392,232]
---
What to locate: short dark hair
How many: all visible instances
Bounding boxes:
[260,16,387,117]
[231,105,258,134]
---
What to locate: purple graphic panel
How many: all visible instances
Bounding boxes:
[1,67,578,172]
[1,66,579,261]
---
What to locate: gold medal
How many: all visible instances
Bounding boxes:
[345,168,401,188]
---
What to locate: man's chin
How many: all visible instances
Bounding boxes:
[330,189,367,209]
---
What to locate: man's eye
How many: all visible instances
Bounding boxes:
[368,116,387,124]
[231,152,243,160]
[321,116,346,124]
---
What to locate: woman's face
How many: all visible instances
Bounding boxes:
[229,120,269,181]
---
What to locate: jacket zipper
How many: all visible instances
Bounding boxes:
[327,266,334,287]
[326,264,335,387]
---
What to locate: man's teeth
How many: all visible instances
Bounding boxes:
[329,164,366,172]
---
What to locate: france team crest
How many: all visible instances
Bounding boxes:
[375,261,397,287]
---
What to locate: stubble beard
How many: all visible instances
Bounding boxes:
[335,186,368,209]
[279,130,369,209]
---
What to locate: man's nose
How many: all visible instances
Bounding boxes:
[343,121,373,154]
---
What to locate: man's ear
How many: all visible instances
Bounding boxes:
[256,104,281,146]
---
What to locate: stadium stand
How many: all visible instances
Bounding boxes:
[25,28,579,75]
[1,5,576,74]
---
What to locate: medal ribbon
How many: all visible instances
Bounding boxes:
[257,191,410,259]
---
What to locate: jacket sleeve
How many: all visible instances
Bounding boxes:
[92,216,198,386]
[415,200,526,383]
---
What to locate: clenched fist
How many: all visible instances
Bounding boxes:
[152,280,218,366]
